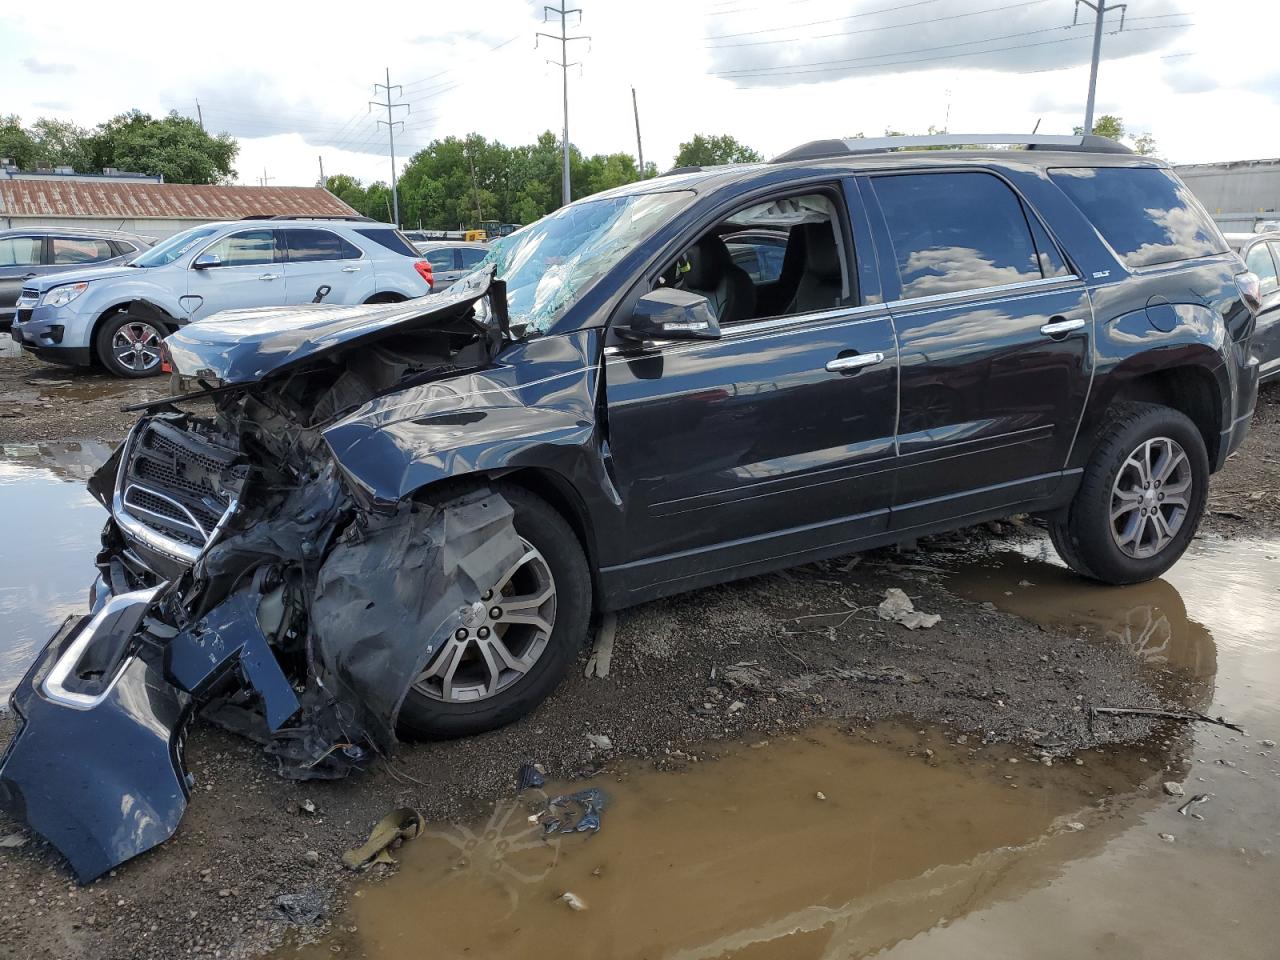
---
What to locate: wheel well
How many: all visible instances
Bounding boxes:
[1110,366,1222,464]
[494,468,599,579]
[89,301,178,367]
[364,291,407,304]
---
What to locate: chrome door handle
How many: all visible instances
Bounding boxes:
[826,351,885,373]
[341,265,361,273]
[258,273,279,281]
[1040,317,1085,336]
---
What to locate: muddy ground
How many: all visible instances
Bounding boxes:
[0,349,1276,960]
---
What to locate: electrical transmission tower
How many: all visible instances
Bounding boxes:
[538,4,590,208]
[370,68,410,226]
[1074,0,1127,136]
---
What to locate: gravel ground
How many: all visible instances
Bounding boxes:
[0,351,1274,960]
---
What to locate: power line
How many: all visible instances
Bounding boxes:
[538,3,590,207]
[712,22,1189,80]
[370,68,410,226]
[705,0,1050,49]
[704,0,943,42]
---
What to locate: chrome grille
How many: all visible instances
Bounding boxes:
[113,419,246,563]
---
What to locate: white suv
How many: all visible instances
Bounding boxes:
[10,217,435,377]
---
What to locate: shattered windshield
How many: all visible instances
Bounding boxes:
[484,190,694,335]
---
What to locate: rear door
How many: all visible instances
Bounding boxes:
[0,235,45,320]
[280,228,367,304]
[187,229,286,318]
[603,182,899,597]
[1245,240,1280,380]
[861,170,1093,530]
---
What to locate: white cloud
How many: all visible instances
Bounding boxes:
[0,0,1277,191]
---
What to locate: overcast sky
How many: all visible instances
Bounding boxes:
[2,0,1276,187]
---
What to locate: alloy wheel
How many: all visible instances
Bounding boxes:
[1109,436,1192,559]
[112,321,163,373]
[413,538,557,703]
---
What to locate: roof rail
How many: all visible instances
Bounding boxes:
[771,134,1134,163]
[265,214,377,222]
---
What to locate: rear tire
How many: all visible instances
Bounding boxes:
[1049,402,1208,584]
[396,484,592,740]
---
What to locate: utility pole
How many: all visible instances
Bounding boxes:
[538,4,590,207]
[318,155,325,190]
[1074,0,1126,136]
[370,68,409,226]
[466,142,484,223]
[195,99,204,130]
[258,167,273,187]
[632,86,645,178]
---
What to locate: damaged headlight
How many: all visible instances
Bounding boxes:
[42,282,89,308]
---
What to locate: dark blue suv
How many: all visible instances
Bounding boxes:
[0,134,1262,883]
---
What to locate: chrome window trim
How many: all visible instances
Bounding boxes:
[886,274,1084,311]
[602,303,888,358]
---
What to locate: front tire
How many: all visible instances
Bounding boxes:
[95,310,167,378]
[397,485,592,740]
[1049,402,1209,584]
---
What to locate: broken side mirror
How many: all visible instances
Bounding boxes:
[617,288,722,342]
[192,253,222,270]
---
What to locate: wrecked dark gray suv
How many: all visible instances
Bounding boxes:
[0,134,1262,882]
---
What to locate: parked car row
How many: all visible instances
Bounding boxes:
[1,227,154,330]
[7,218,435,376]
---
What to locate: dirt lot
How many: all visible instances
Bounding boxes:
[0,348,1276,960]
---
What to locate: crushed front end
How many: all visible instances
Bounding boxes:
[0,277,524,882]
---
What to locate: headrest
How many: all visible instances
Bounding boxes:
[684,235,731,289]
[801,223,842,280]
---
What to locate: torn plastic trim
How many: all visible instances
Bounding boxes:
[42,585,163,709]
[0,599,191,884]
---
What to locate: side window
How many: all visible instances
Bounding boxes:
[458,247,487,269]
[0,237,42,267]
[203,230,277,267]
[111,240,138,257]
[1050,166,1227,268]
[423,248,456,272]
[1246,243,1279,295]
[871,172,1047,300]
[659,191,852,324]
[1026,213,1072,278]
[50,236,115,264]
[283,229,357,262]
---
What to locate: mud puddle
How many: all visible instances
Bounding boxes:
[0,441,113,696]
[282,536,1280,960]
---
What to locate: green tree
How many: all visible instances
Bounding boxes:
[28,118,93,170]
[89,110,237,184]
[0,115,38,168]
[1132,132,1159,157]
[673,133,762,168]
[1075,115,1125,140]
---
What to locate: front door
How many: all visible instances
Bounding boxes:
[186,229,285,318]
[603,183,899,601]
[861,170,1093,530]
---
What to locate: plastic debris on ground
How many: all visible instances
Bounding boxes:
[342,808,425,871]
[877,588,942,630]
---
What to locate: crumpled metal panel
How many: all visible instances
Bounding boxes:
[310,489,524,752]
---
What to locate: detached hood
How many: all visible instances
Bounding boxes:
[165,271,502,385]
[24,263,136,292]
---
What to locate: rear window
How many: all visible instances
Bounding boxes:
[871,172,1058,299]
[1050,167,1228,268]
[354,228,419,257]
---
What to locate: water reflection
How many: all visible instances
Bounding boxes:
[0,442,111,696]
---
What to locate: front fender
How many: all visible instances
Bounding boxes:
[322,328,617,508]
